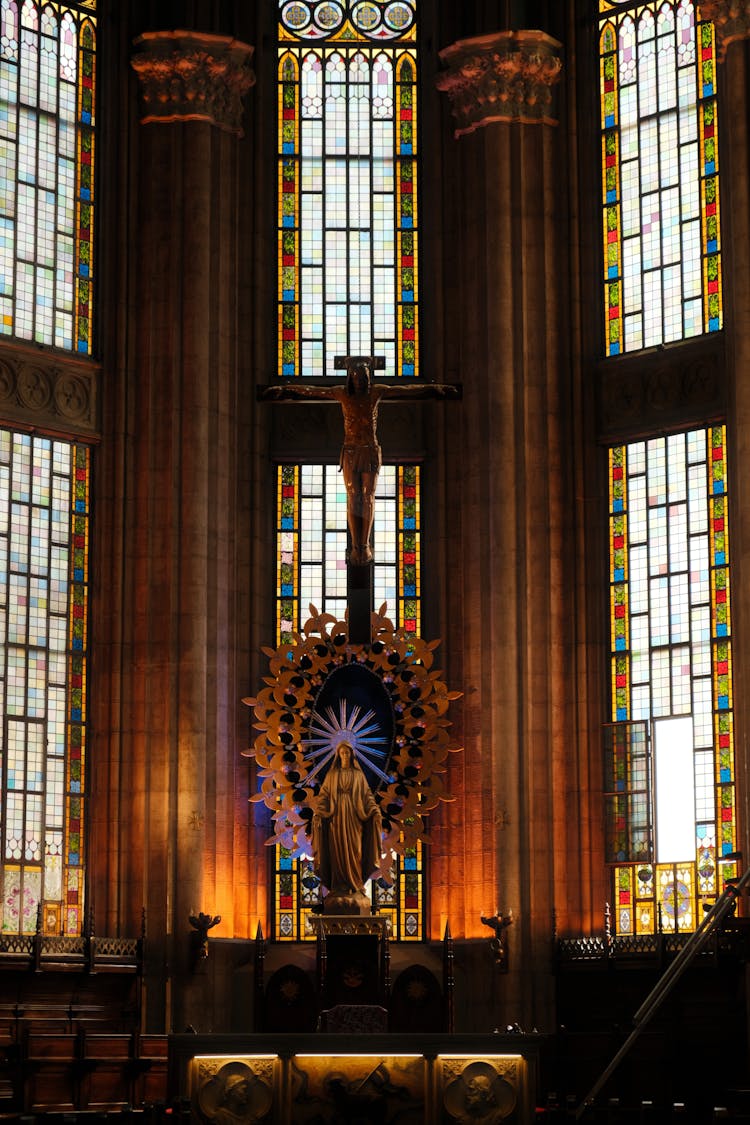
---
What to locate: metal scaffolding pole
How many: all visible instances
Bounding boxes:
[575,864,750,1120]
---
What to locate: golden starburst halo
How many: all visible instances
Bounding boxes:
[243,604,462,863]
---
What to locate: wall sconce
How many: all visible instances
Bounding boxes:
[189,911,221,969]
[480,910,513,972]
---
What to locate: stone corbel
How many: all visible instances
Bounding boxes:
[699,1,750,60]
[436,29,563,137]
[131,30,255,136]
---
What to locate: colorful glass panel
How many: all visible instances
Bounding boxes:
[273,461,423,940]
[278,1,417,378]
[603,721,651,864]
[370,834,423,940]
[276,462,420,645]
[607,428,735,934]
[599,1,721,355]
[0,431,89,934]
[0,0,95,353]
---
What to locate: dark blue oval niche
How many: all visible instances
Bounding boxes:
[311,662,396,791]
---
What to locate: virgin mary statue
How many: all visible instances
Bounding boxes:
[311,742,383,911]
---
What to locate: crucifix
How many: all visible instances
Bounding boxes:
[258,356,461,643]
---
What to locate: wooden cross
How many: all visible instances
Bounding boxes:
[258,356,461,642]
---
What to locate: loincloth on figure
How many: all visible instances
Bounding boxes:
[339,442,382,476]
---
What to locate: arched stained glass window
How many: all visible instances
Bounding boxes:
[599,1,721,355]
[0,0,96,354]
[278,0,417,378]
[606,427,735,935]
[0,429,89,935]
[273,462,424,941]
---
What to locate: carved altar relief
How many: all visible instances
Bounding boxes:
[290,1054,425,1124]
[440,1057,523,1123]
[193,1058,275,1125]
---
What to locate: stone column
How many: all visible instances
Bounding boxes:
[698,1,750,871]
[435,30,577,1030]
[116,30,254,1031]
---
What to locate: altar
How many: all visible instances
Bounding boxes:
[170,1031,541,1123]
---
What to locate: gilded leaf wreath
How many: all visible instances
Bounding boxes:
[243,604,462,876]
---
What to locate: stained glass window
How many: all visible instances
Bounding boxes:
[599,1,721,355]
[0,0,96,353]
[273,461,423,940]
[607,427,735,935]
[603,720,651,865]
[0,429,89,935]
[277,462,420,644]
[278,0,417,378]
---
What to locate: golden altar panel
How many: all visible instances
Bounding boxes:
[180,1035,536,1124]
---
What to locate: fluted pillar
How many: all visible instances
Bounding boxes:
[93,28,255,1032]
[435,30,579,1030]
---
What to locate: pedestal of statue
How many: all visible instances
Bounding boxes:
[313,914,390,937]
[322,889,372,915]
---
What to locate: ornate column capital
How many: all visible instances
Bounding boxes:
[131,30,255,136]
[699,0,750,60]
[436,29,563,137]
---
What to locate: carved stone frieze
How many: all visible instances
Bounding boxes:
[131,30,255,136]
[436,29,563,136]
[596,335,726,443]
[0,346,99,437]
[698,1,750,60]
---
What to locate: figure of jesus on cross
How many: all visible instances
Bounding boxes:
[259,356,461,566]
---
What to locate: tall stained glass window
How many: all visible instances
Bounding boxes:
[599,1,721,355]
[277,462,420,644]
[0,430,89,935]
[0,0,96,354]
[278,0,417,378]
[273,462,424,941]
[607,427,735,935]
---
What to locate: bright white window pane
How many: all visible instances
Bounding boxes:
[654,715,695,862]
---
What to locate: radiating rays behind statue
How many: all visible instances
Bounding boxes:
[243,604,462,866]
[300,699,392,789]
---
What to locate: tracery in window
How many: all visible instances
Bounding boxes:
[0,0,95,354]
[278,0,417,378]
[0,429,89,934]
[607,427,735,935]
[599,1,721,355]
[273,462,423,941]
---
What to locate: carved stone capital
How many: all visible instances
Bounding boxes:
[131,30,255,136]
[0,344,99,437]
[698,1,750,60]
[436,29,563,136]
